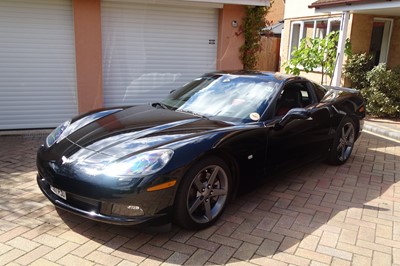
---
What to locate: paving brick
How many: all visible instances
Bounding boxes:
[331,257,351,266]
[337,242,372,257]
[256,215,278,231]
[0,226,30,242]
[208,245,236,265]
[98,235,130,254]
[138,244,173,260]
[231,230,263,245]
[296,246,333,265]
[184,249,212,265]
[352,254,372,266]
[44,242,80,261]
[357,239,392,254]
[251,228,285,242]
[22,224,55,239]
[58,254,94,266]
[319,231,339,248]
[256,238,280,256]
[375,224,393,239]
[298,234,320,251]
[338,228,357,245]
[162,240,197,256]
[31,258,60,266]
[33,233,67,248]
[226,257,256,266]
[86,250,122,266]
[112,247,146,264]
[0,248,25,265]
[193,225,218,240]
[170,230,195,244]
[278,236,299,254]
[186,236,220,252]
[250,254,288,266]
[124,233,154,250]
[58,230,91,245]
[271,226,304,240]
[138,256,162,266]
[215,221,239,236]
[375,236,400,249]
[372,251,392,266]
[273,251,311,265]
[6,236,41,252]
[162,252,189,265]
[316,245,352,261]
[14,245,52,265]
[232,242,258,261]
[209,233,242,248]
[71,239,103,257]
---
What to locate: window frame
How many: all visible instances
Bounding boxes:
[288,17,342,60]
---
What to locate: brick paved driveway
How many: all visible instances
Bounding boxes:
[0,132,399,265]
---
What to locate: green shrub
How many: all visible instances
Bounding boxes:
[362,64,400,117]
[284,31,351,85]
[344,53,374,90]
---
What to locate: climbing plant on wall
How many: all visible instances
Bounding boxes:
[239,4,272,71]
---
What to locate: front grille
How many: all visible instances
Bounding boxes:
[66,193,100,212]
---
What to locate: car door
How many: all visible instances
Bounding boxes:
[266,80,333,169]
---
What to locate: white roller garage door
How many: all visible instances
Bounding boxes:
[102,1,219,107]
[0,0,77,130]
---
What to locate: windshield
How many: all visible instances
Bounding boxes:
[161,75,279,122]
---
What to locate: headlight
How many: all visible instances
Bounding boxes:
[103,149,174,179]
[46,120,70,147]
[45,109,122,148]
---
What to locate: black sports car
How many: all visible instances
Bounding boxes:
[37,71,365,229]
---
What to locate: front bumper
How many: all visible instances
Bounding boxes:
[37,174,170,226]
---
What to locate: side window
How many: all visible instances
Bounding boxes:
[275,82,312,116]
[312,82,328,102]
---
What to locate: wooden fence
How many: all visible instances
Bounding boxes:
[255,36,281,72]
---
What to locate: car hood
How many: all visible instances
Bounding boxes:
[57,105,235,163]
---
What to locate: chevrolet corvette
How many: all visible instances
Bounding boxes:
[37,71,365,229]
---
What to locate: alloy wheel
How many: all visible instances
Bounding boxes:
[337,121,355,162]
[186,165,228,224]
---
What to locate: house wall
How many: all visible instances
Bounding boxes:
[73,0,103,113]
[349,13,400,68]
[388,17,400,68]
[284,0,318,19]
[349,14,374,54]
[267,0,285,24]
[217,4,245,70]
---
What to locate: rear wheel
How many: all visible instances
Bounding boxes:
[174,156,231,229]
[327,117,356,165]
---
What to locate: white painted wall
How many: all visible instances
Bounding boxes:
[284,0,318,19]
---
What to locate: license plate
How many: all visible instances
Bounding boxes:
[50,185,67,200]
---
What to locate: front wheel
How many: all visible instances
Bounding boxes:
[174,156,231,230]
[327,117,356,165]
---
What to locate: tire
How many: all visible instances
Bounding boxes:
[174,156,232,230]
[327,117,356,165]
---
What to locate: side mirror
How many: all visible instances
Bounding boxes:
[276,108,310,128]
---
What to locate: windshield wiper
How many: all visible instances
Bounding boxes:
[152,102,169,110]
[177,109,209,119]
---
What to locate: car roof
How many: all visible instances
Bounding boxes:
[203,70,306,84]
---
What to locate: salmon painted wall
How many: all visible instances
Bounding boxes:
[73,0,103,114]
[217,4,245,71]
